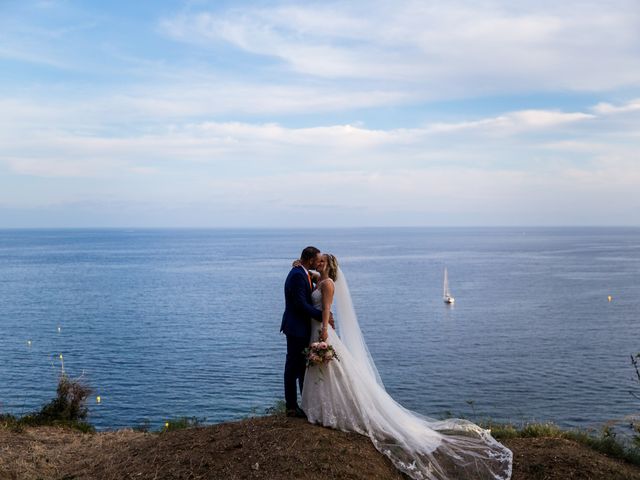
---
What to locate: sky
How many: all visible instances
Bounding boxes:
[1,0,639,227]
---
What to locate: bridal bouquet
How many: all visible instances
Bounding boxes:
[304,338,339,367]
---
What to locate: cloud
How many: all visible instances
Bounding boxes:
[0,79,411,129]
[0,100,635,183]
[429,109,594,134]
[114,82,410,117]
[161,1,640,94]
[2,0,640,226]
[592,99,640,115]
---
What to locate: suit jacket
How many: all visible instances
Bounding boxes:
[280,266,323,338]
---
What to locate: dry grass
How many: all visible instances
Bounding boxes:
[2,416,640,479]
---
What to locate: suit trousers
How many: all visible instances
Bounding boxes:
[284,334,309,410]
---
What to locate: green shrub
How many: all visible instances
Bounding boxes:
[1,374,94,432]
[35,374,91,421]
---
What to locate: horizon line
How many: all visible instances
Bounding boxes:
[1,225,639,230]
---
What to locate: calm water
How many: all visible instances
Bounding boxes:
[0,228,638,431]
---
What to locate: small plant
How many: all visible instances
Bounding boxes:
[264,400,287,417]
[132,418,152,433]
[465,400,477,417]
[0,413,22,432]
[482,421,519,439]
[480,421,562,440]
[440,410,455,420]
[485,420,640,466]
[39,374,92,421]
[633,423,640,449]
[3,373,95,432]
[161,416,204,432]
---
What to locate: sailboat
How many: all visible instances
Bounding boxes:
[443,267,455,304]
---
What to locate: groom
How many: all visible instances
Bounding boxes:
[281,246,326,418]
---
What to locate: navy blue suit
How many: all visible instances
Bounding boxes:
[281,266,322,410]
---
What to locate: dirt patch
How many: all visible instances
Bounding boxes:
[1,416,639,479]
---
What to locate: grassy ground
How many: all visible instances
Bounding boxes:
[2,415,640,480]
[487,421,640,466]
[3,377,640,479]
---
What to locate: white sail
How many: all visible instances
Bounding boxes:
[443,267,449,297]
[443,267,454,303]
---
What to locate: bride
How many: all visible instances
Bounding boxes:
[300,254,512,480]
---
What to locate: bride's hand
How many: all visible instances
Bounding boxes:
[320,327,328,341]
[292,259,301,267]
[329,312,335,329]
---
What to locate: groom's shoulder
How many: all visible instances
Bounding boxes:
[287,266,303,276]
[285,266,304,281]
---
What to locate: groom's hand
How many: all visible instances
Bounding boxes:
[329,312,335,329]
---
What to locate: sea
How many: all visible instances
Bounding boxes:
[0,228,638,432]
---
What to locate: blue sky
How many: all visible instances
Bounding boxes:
[1,0,639,227]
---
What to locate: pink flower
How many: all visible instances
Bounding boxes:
[310,342,319,348]
[318,342,328,349]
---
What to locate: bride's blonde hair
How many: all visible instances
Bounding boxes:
[324,253,339,281]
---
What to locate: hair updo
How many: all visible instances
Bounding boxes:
[324,253,339,281]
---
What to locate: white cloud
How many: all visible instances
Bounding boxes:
[429,109,594,134]
[0,80,411,129]
[115,82,409,117]
[2,0,640,227]
[161,1,640,93]
[0,101,636,185]
[592,99,640,115]
[507,110,595,127]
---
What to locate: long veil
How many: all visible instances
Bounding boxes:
[333,267,384,387]
[331,267,513,480]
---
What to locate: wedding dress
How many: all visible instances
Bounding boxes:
[301,268,512,480]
